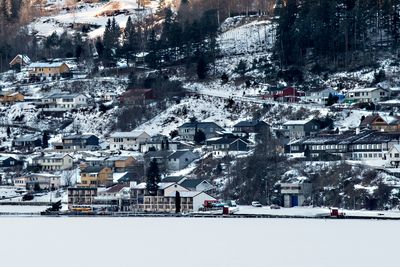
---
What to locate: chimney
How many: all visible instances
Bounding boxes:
[356,127,360,135]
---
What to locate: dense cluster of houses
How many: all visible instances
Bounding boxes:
[1,116,275,212]
[263,86,393,105]
[285,114,400,171]
[3,54,400,212]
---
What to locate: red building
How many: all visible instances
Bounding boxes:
[263,87,305,103]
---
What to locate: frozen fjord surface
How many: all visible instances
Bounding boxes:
[0,217,397,267]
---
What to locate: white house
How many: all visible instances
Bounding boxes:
[167,150,199,171]
[303,88,338,104]
[346,87,390,103]
[33,154,74,171]
[163,191,216,212]
[131,182,216,213]
[42,93,87,109]
[109,130,151,151]
[387,144,400,168]
[14,173,62,190]
[180,178,215,193]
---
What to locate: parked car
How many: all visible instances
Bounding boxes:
[251,201,262,207]
[270,204,281,209]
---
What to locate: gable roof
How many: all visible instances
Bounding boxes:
[39,153,72,160]
[348,87,389,93]
[167,150,197,159]
[180,178,210,189]
[14,134,42,142]
[179,121,223,129]
[144,150,174,159]
[102,184,126,194]
[162,176,186,183]
[234,120,269,128]
[389,144,400,153]
[0,156,18,162]
[206,136,250,145]
[360,114,400,127]
[44,93,85,99]
[9,54,31,65]
[81,165,109,174]
[283,119,315,126]
[164,191,214,198]
[30,62,69,68]
[110,130,149,138]
[63,134,97,140]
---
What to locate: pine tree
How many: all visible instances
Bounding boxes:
[102,18,115,65]
[194,129,206,144]
[175,191,181,213]
[146,29,160,69]
[196,55,207,79]
[235,60,247,77]
[165,139,169,150]
[42,131,49,148]
[111,18,120,49]
[146,158,160,196]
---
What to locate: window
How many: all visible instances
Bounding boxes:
[395,153,399,158]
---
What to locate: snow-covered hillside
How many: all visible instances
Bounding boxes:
[30,0,157,38]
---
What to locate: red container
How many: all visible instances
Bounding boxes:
[223,207,229,215]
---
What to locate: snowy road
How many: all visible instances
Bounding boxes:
[0,217,398,267]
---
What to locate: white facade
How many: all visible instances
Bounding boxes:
[346,88,389,103]
[43,93,87,109]
[14,174,61,190]
[140,142,179,153]
[387,145,400,168]
[34,154,74,171]
[109,131,151,151]
[302,88,337,104]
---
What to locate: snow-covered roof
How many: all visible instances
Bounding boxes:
[132,182,147,190]
[38,153,72,160]
[157,182,175,190]
[110,130,148,138]
[283,119,312,126]
[389,144,400,153]
[30,62,68,68]
[14,134,42,142]
[167,150,196,159]
[9,54,31,65]
[44,93,85,99]
[0,156,17,161]
[164,191,209,198]
[348,87,387,93]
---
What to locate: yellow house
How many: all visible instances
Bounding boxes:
[29,62,71,79]
[80,166,113,187]
[106,156,136,170]
[0,91,24,103]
